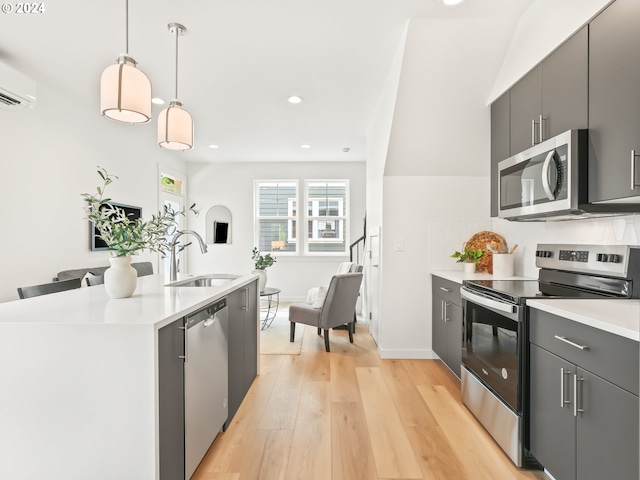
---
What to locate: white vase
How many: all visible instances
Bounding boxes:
[104,256,138,299]
[463,262,476,273]
[253,269,267,292]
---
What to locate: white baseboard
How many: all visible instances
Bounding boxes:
[376,347,439,360]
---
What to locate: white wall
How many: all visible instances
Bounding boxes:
[185,161,366,302]
[0,81,186,303]
[384,17,516,177]
[379,177,490,358]
[372,16,518,357]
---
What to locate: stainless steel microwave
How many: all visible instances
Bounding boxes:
[498,129,588,221]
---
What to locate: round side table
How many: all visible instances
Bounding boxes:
[259,287,281,330]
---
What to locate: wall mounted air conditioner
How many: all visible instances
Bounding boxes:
[0,61,36,110]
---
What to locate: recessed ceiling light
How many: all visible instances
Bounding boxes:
[209,144,219,149]
[301,144,311,149]
[152,97,165,105]
[288,95,303,104]
[442,0,465,5]
[342,147,350,153]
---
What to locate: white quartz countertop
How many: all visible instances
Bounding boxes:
[527,298,640,342]
[0,273,257,329]
[431,270,535,284]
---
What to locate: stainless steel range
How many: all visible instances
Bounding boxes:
[460,243,640,468]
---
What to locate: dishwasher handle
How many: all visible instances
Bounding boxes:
[203,314,217,328]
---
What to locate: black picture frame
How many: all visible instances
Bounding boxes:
[213,221,229,244]
[90,202,143,251]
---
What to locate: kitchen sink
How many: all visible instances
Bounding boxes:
[166,274,241,288]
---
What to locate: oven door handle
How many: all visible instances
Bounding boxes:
[461,288,520,317]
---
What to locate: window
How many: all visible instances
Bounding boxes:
[255,179,349,255]
[255,182,298,253]
[305,181,348,254]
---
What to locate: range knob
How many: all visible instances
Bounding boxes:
[596,253,621,263]
[536,250,552,258]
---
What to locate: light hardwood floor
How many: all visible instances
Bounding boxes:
[193,322,549,480]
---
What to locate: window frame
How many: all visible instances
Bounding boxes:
[254,180,300,255]
[254,179,350,257]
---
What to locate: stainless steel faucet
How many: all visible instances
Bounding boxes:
[169,230,208,281]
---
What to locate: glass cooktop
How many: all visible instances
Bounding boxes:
[463,280,543,304]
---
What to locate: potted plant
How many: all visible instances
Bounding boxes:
[251,247,276,292]
[82,167,197,298]
[450,244,484,273]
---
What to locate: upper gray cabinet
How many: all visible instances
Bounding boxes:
[588,0,640,203]
[490,92,510,216]
[510,27,588,156]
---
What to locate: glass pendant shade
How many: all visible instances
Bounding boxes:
[158,100,193,150]
[101,55,152,124]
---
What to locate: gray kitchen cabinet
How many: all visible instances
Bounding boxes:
[490,91,510,217]
[225,279,259,428]
[588,0,640,203]
[509,27,588,156]
[529,309,639,480]
[509,65,542,155]
[431,275,462,378]
[540,27,588,141]
[158,317,185,480]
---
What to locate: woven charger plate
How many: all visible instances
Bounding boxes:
[465,231,507,274]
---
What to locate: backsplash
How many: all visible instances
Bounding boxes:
[430,214,640,278]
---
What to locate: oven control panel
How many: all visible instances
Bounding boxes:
[558,250,589,262]
[535,243,632,277]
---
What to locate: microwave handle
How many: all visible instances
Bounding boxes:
[541,150,558,200]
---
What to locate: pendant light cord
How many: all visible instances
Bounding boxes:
[174,26,179,99]
[124,0,129,54]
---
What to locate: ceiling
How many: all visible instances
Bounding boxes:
[0,0,534,163]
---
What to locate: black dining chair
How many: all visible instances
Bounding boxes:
[17,278,83,299]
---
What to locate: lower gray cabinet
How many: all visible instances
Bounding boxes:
[529,309,639,480]
[431,275,462,377]
[226,279,258,428]
[158,317,185,480]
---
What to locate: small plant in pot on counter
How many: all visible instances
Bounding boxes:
[251,247,276,292]
[451,244,484,273]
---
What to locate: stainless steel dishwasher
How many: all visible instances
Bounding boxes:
[184,297,228,479]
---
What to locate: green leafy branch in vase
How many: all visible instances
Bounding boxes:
[82,167,198,257]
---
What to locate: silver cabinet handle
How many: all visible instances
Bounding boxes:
[439,286,451,292]
[632,150,640,190]
[178,323,188,361]
[574,374,584,416]
[242,287,248,311]
[539,114,546,143]
[440,300,444,321]
[531,118,537,146]
[541,150,558,200]
[554,335,588,350]
[444,302,449,322]
[560,368,571,408]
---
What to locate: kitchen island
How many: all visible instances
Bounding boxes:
[0,273,259,480]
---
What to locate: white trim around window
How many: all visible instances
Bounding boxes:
[254,179,350,256]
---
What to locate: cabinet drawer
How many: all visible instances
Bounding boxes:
[530,308,639,395]
[431,276,461,306]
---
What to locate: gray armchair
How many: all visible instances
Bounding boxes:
[289,272,363,352]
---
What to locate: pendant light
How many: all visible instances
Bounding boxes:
[158,23,194,151]
[100,0,152,124]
